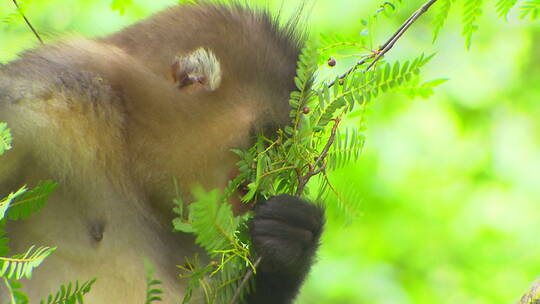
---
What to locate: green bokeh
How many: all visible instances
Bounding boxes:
[2,1,540,303]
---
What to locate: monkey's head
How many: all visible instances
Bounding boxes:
[107,4,303,209]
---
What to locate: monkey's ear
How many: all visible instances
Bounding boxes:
[170,48,222,91]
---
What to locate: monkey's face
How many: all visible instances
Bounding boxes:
[130,48,292,210]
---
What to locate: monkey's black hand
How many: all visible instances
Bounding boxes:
[246,194,324,304]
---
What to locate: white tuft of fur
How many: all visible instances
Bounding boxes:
[175,47,222,91]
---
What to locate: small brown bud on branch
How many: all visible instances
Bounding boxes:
[327,57,337,67]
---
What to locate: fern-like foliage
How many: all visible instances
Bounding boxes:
[327,128,365,171]
[370,0,405,20]
[0,10,19,29]
[0,187,27,220]
[6,180,58,221]
[313,54,438,132]
[318,33,368,66]
[179,256,215,304]
[521,0,540,19]
[0,0,28,29]
[0,245,56,280]
[402,77,449,99]
[173,4,449,303]
[172,183,196,234]
[39,279,96,304]
[110,0,133,15]
[0,122,13,154]
[144,260,163,304]
[0,225,9,257]
[462,0,484,49]
[224,50,442,218]
[289,42,318,130]
[431,0,540,47]
[188,188,240,254]
[3,278,29,304]
[145,279,163,303]
[209,255,253,304]
[432,0,454,43]
[496,0,520,18]
[0,180,57,222]
[176,188,254,304]
[0,124,61,301]
[306,52,441,216]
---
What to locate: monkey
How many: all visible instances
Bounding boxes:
[0,2,324,303]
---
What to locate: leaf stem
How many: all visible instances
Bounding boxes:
[3,277,16,304]
[12,0,43,45]
[295,118,340,196]
[229,1,440,301]
[227,257,262,304]
[328,0,439,87]
[365,0,439,71]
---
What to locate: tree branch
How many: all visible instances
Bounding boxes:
[328,0,439,87]
[365,0,439,71]
[231,1,441,302]
[229,119,339,303]
[227,257,262,304]
[295,118,340,196]
[12,0,43,45]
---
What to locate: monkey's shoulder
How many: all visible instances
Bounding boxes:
[0,40,130,183]
[2,39,126,108]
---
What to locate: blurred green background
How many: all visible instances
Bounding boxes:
[2,1,540,303]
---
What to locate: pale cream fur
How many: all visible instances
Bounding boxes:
[174,47,222,91]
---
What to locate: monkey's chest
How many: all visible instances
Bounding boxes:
[4,195,200,304]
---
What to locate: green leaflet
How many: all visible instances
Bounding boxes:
[521,0,540,19]
[7,180,58,221]
[0,187,27,220]
[432,0,454,43]
[110,0,133,15]
[462,0,484,49]
[188,188,239,254]
[2,279,29,304]
[144,260,163,304]
[0,123,13,155]
[430,0,536,46]
[39,279,96,304]
[496,0,519,19]
[0,245,56,280]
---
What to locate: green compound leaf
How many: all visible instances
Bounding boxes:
[0,245,56,280]
[0,123,13,155]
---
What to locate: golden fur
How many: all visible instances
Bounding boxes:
[0,3,301,302]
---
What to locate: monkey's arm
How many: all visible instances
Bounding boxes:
[246,195,324,304]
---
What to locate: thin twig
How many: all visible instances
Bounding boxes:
[365,0,439,71]
[327,56,370,88]
[12,0,43,44]
[3,277,16,304]
[328,0,439,87]
[295,118,340,196]
[229,120,339,302]
[231,1,440,301]
[227,257,262,304]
